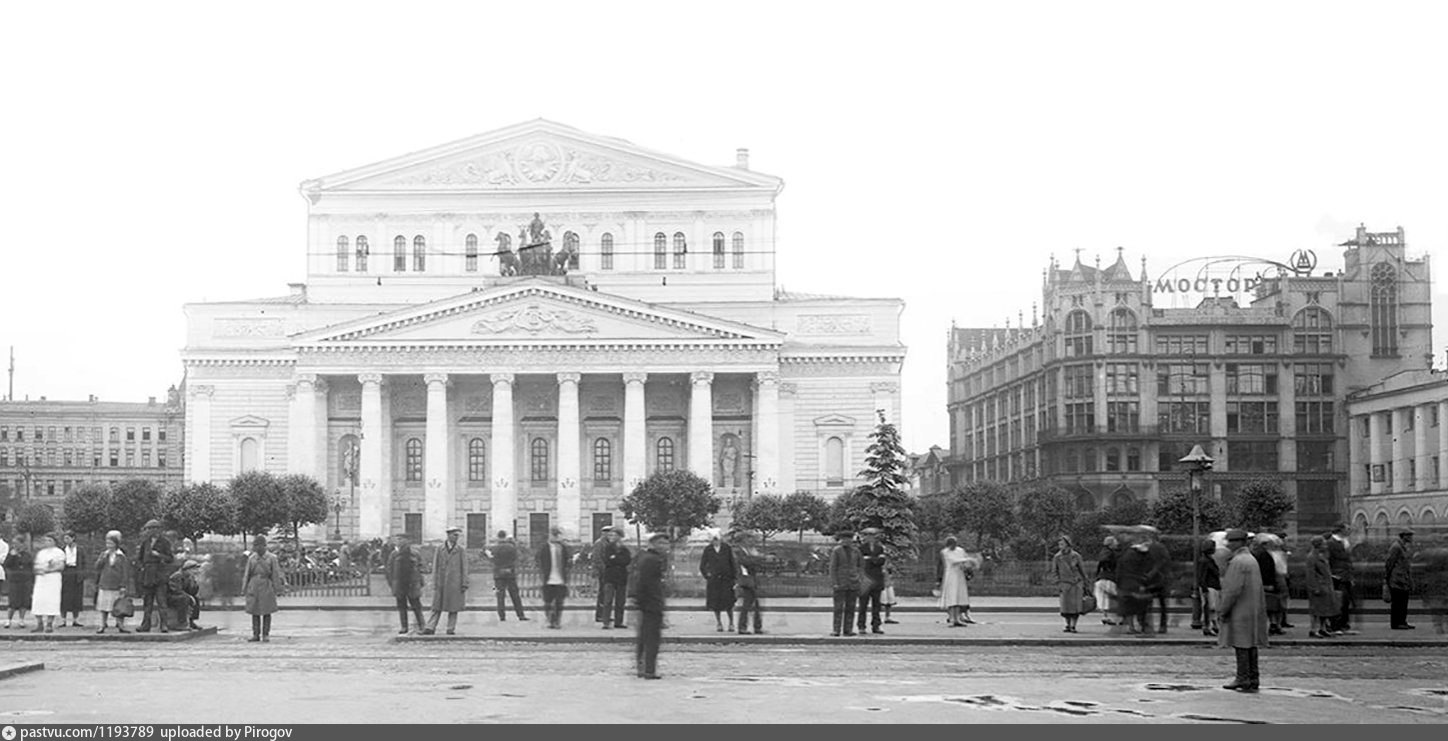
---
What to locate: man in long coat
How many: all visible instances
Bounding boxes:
[599,527,631,630]
[536,526,572,629]
[1217,529,1269,692]
[628,532,670,679]
[136,519,174,633]
[387,533,426,635]
[1386,529,1416,629]
[425,526,469,635]
[856,528,888,634]
[829,530,861,637]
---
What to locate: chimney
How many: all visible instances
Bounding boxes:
[288,283,307,300]
[735,148,749,170]
[88,394,97,402]
[148,396,157,405]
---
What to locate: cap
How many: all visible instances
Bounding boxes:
[143,519,163,530]
[182,559,201,570]
[1225,529,1249,542]
[861,527,882,535]
[105,530,123,542]
[445,526,463,534]
[647,532,670,543]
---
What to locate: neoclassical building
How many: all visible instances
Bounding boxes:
[1345,368,1448,537]
[182,120,904,546]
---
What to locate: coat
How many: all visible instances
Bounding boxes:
[601,542,631,586]
[387,546,425,599]
[629,546,668,614]
[859,541,887,588]
[535,541,572,584]
[734,547,763,590]
[242,551,284,616]
[829,542,862,591]
[1051,548,1089,615]
[137,534,174,589]
[1305,550,1339,617]
[95,550,133,592]
[1385,539,1414,591]
[1218,547,1270,649]
[1327,536,1353,581]
[700,543,737,610]
[491,540,520,579]
[431,543,469,612]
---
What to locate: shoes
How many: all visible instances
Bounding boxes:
[159,627,168,634]
[421,629,436,635]
[738,629,750,635]
[728,625,735,632]
[843,631,857,636]
[136,627,151,633]
[398,628,410,635]
[872,629,885,634]
[1310,630,1329,638]
[602,624,612,630]
[1280,623,1295,628]
[1222,681,1248,691]
[962,618,977,624]
[189,623,202,630]
[642,674,662,680]
[117,627,131,634]
[1391,624,1417,630]
[248,636,261,642]
[1268,626,1284,636]
[1235,685,1259,693]
[517,616,530,621]
[884,619,900,624]
[96,627,107,634]
[830,631,841,637]
[716,625,724,632]
[445,630,455,636]
[31,627,45,633]
[261,636,270,642]
[753,629,765,635]
[1203,629,1219,637]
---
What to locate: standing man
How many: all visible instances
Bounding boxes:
[489,530,528,622]
[136,519,174,633]
[1386,528,1416,630]
[591,527,611,625]
[1142,525,1173,634]
[629,532,670,680]
[599,527,631,630]
[857,527,888,635]
[829,530,861,637]
[1327,523,1356,634]
[1218,529,1269,693]
[1252,535,1284,635]
[536,526,572,629]
[732,530,765,635]
[425,525,469,635]
[386,533,426,635]
[699,530,737,633]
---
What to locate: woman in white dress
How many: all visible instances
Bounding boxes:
[939,536,973,627]
[31,534,66,634]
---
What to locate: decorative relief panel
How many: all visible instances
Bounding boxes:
[331,391,362,414]
[463,395,492,414]
[714,392,747,414]
[214,318,286,338]
[587,395,618,414]
[647,385,685,415]
[388,141,689,188]
[470,303,598,334]
[523,391,554,415]
[393,389,425,415]
[797,315,872,335]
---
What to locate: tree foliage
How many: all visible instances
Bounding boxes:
[109,479,162,536]
[229,470,288,540]
[730,494,787,544]
[160,483,239,545]
[620,469,721,542]
[15,502,57,536]
[912,494,964,546]
[1233,478,1294,532]
[62,484,112,535]
[1069,499,1152,555]
[957,481,1017,550]
[1015,485,1077,548]
[278,474,330,545]
[841,410,917,562]
[780,490,831,542]
[1150,484,1228,536]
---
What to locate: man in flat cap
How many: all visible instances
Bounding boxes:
[1218,529,1269,692]
[599,527,632,630]
[136,519,174,633]
[857,527,888,635]
[829,530,862,637]
[1386,529,1416,629]
[629,532,671,679]
[425,525,469,635]
[167,559,204,631]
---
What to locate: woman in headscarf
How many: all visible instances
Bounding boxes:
[939,536,972,627]
[94,530,133,634]
[1305,535,1340,638]
[1051,535,1090,633]
[242,535,285,642]
[31,534,66,633]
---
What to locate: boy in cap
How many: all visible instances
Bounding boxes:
[136,519,174,632]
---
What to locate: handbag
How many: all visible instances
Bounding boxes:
[110,595,135,618]
[1081,593,1097,614]
[1382,583,1392,604]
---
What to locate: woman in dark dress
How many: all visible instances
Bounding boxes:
[699,531,737,632]
[60,531,87,627]
[4,535,34,628]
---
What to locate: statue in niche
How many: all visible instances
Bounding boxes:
[720,435,741,489]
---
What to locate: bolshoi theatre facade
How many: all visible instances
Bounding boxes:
[181,120,904,545]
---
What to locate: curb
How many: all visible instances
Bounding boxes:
[194,604,1423,616]
[0,662,45,680]
[0,627,218,643]
[390,634,1448,649]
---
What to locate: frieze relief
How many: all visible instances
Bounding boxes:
[797,314,872,335]
[331,391,362,414]
[303,346,777,368]
[470,303,599,334]
[214,318,287,338]
[714,392,747,414]
[186,364,294,380]
[388,140,689,188]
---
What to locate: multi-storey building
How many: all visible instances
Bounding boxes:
[1345,368,1448,536]
[946,226,1431,533]
[0,389,186,508]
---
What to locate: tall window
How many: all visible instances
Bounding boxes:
[600,233,614,270]
[1159,401,1210,433]
[530,438,549,483]
[239,437,258,473]
[1226,364,1277,394]
[1294,363,1334,396]
[1158,363,1209,395]
[1065,402,1095,434]
[563,231,579,270]
[1371,262,1399,356]
[355,236,369,272]
[1227,401,1279,433]
[732,232,744,269]
[713,232,726,269]
[468,438,486,482]
[1106,308,1137,354]
[1106,401,1139,432]
[593,438,612,484]
[412,235,426,272]
[1063,365,1093,398]
[824,436,844,486]
[655,437,675,473]
[1292,307,1333,354]
[336,236,350,272]
[1296,401,1334,433]
[673,232,687,269]
[654,232,667,269]
[1064,310,1092,357]
[465,234,479,272]
[394,236,407,272]
[405,438,423,481]
[1106,363,1138,395]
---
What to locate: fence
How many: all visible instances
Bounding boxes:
[283,567,371,597]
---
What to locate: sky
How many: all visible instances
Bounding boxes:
[3,1,1448,453]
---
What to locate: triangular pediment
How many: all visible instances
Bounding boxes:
[294,280,784,347]
[300,119,781,193]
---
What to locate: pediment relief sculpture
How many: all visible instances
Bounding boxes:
[470,302,598,335]
[390,139,688,188]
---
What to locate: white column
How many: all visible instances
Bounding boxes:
[623,372,648,490]
[754,371,780,496]
[1369,411,1386,495]
[188,385,214,484]
[490,373,517,538]
[423,373,450,543]
[556,372,582,540]
[689,371,714,479]
[1415,403,1431,490]
[290,374,318,478]
[313,378,330,485]
[779,382,798,495]
[359,374,385,538]
[1439,401,1448,485]
[1394,408,1411,492]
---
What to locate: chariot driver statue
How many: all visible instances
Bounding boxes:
[527,212,551,247]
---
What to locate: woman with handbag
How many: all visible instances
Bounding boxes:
[1051,535,1090,633]
[94,530,133,634]
[242,535,285,642]
[939,536,973,627]
[1306,535,1340,638]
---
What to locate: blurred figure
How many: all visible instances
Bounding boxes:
[857,527,888,635]
[1115,530,1153,635]
[881,562,899,625]
[1094,536,1120,626]
[1305,535,1340,638]
[168,559,203,630]
[387,533,426,635]
[1327,523,1356,634]
[730,530,763,634]
[1051,535,1090,633]
[4,534,33,628]
[1196,538,1221,637]
[1270,532,1293,628]
[93,530,132,634]
[1142,526,1172,634]
[938,535,972,628]
[629,532,671,679]
[700,530,737,633]
[59,531,86,628]
[1420,546,1448,634]
[1219,529,1269,693]
[535,526,572,629]
[489,530,528,622]
[31,534,65,633]
[1385,529,1416,630]
[1252,534,1283,635]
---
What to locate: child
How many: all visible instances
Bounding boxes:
[881,563,899,624]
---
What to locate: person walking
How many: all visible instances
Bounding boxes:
[938,536,972,628]
[93,530,132,634]
[535,526,572,629]
[3,534,33,629]
[1142,526,1173,634]
[425,526,469,635]
[628,532,670,679]
[699,530,737,632]
[136,519,174,633]
[0,533,9,618]
[1115,530,1153,635]
[1196,539,1222,637]
[1327,523,1356,634]
[1051,535,1090,633]
[242,536,284,642]
[31,534,65,634]
[599,527,631,630]
[1386,528,1416,630]
[1218,529,1269,692]
[1094,536,1120,626]
[829,530,861,637]
[881,563,900,624]
[387,533,426,635]
[59,531,86,628]
[1305,535,1340,638]
[731,530,764,635]
[1252,535,1283,635]
[857,528,888,635]
[489,530,528,622]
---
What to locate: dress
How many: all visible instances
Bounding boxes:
[700,543,737,612]
[938,546,971,609]
[32,546,66,617]
[242,552,283,616]
[5,549,35,610]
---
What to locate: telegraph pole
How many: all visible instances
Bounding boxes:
[6,346,12,401]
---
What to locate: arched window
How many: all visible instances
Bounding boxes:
[655,437,675,473]
[564,231,580,270]
[405,438,423,481]
[1397,509,1414,528]
[824,436,844,486]
[355,236,369,272]
[673,232,687,269]
[468,437,486,482]
[336,236,350,272]
[530,437,549,483]
[239,437,259,473]
[1293,307,1333,354]
[1065,310,1093,357]
[339,434,360,485]
[654,233,667,269]
[1111,486,1136,507]
[1373,510,1391,539]
[412,235,426,272]
[1371,262,1399,356]
[1075,488,1097,512]
[465,234,479,273]
[593,438,612,484]
[600,233,614,271]
[393,236,407,272]
[1352,512,1369,536]
[732,232,744,269]
[1106,308,1137,354]
[712,232,725,269]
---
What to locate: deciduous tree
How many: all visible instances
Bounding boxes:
[1150,484,1228,535]
[780,490,830,542]
[61,484,112,536]
[730,493,787,544]
[957,481,1017,551]
[109,479,162,536]
[1233,478,1294,532]
[15,502,56,536]
[229,470,287,541]
[620,469,721,542]
[160,483,239,545]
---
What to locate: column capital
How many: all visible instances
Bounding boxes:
[557,372,582,385]
[691,371,715,385]
[623,372,649,385]
[491,372,515,386]
[358,373,384,386]
[189,384,215,399]
[423,372,450,387]
[754,370,780,387]
[295,373,319,389]
[313,378,330,395]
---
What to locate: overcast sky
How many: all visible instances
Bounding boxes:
[3,2,1447,452]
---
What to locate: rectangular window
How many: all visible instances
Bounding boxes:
[1106,363,1138,395]
[1227,440,1279,471]
[1408,459,1417,489]
[1158,401,1210,433]
[1225,334,1279,354]
[404,513,423,543]
[1295,401,1335,434]
[126,427,135,442]
[157,450,166,468]
[1065,402,1095,435]
[0,426,7,442]
[1293,363,1334,396]
[1154,335,1208,355]
[1127,447,1141,471]
[1157,363,1209,395]
[1226,364,1277,394]
[1226,401,1279,433]
[1107,401,1139,433]
[64,427,72,442]
[158,429,167,442]
[528,512,551,551]
[1296,441,1334,472]
[109,450,118,467]
[125,450,135,467]
[141,450,151,468]
[1063,365,1093,398]
[63,449,72,466]
[142,427,151,442]
[466,513,488,548]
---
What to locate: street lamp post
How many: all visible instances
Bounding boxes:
[1179,443,1214,630]
[331,493,344,542]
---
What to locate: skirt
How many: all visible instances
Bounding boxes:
[8,574,34,610]
[705,578,737,612]
[881,586,897,606]
[32,572,62,617]
[61,570,85,613]
[96,589,121,614]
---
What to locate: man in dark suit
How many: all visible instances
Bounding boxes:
[628,532,670,679]
[1326,523,1355,633]
[829,530,861,637]
[490,530,528,622]
[535,526,572,629]
[1385,529,1416,630]
[600,527,631,630]
[731,530,765,635]
[136,519,174,633]
[856,527,888,635]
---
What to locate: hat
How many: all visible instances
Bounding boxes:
[861,527,882,535]
[445,525,463,534]
[1201,539,1217,554]
[647,532,669,543]
[834,529,855,540]
[1225,529,1249,542]
[182,559,201,570]
[105,530,123,542]
[143,519,163,530]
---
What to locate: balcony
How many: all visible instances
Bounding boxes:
[1037,425,1160,444]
